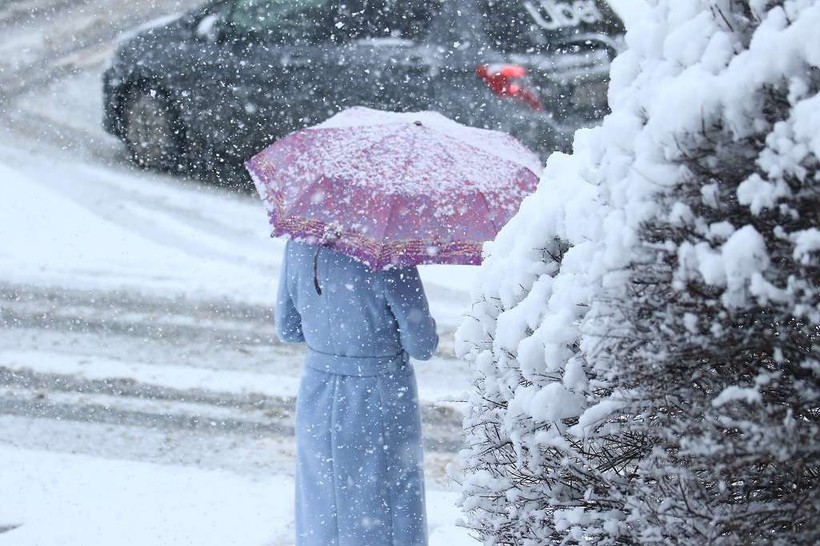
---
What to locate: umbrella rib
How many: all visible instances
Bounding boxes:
[434,130,539,185]
[436,135,467,179]
[474,188,500,234]
[426,130,494,187]
[374,127,440,264]
[375,193,403,266]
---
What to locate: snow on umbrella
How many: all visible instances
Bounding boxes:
[245,107,541,270]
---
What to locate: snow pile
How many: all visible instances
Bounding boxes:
[456,1,819,543]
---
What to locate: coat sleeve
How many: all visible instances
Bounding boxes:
[275,248,305,343]
[383,266,438,360]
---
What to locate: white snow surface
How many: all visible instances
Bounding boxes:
[0,63,477,546]
[313,106,543,175]
[0,445,466,546]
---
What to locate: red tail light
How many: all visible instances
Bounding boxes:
[476,64,543,111]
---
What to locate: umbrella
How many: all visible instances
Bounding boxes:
[245,107,541,270]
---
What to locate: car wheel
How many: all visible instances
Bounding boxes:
[123,86,185,171]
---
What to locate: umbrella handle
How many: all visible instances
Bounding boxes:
[313,246,323,296]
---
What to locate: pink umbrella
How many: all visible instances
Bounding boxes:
[245,107,541,270]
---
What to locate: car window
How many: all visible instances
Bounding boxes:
[228,0,333,43]
[343,0,443,40]
[479,0,624,53]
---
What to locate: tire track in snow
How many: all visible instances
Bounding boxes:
[0,283,466,456]
[0,366,463,453]
[0,282,459,361]
[1,282,279,346]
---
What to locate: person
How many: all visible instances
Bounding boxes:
[275,239,439,546]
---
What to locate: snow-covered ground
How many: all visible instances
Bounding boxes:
[0,128,475,542]
[0,446,468,545]
[0,78,476,545]
[0,3,479,543]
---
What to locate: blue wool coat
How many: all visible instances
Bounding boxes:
[276,240,439,546]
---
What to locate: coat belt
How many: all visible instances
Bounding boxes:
[305,348,409,377]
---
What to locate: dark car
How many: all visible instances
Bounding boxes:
[103,0,624,181]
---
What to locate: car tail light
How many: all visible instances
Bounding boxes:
[476,64,542,111]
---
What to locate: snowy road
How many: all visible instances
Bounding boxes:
[0,282,464,455]
[0,1,478,543]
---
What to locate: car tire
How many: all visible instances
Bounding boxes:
[123,85,185,171]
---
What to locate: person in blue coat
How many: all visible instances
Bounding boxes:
[276,239,439,546]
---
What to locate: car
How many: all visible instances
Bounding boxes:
[103,0,625,183]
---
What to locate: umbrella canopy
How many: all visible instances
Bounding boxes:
[245,107,541,270]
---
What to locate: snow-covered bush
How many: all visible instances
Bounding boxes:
[455,1,819,544]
